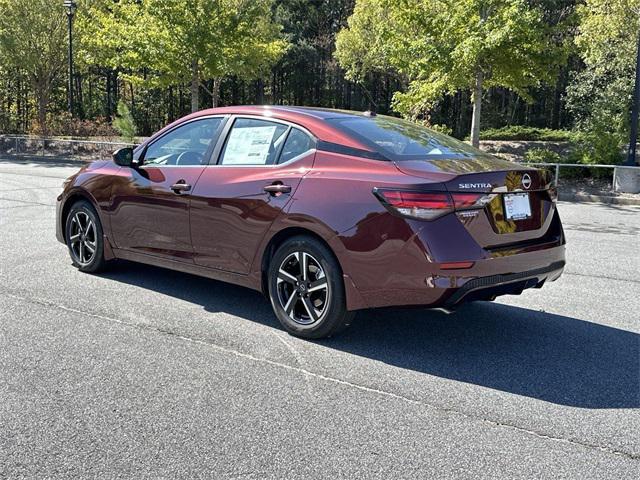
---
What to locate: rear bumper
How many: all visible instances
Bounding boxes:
[442,260,564,308]
[342,241,566,310]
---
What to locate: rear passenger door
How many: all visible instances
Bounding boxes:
[190,116,316,273]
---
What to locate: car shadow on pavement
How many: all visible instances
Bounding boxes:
[101,261,639,410]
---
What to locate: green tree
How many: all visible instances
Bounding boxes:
[80,0,286,113]
[566,0,640,164]
[112,100,137,142]
[272,0,356,106]
[335,0,568,146]
[0,0,68,134]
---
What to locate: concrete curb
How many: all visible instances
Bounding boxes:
[558,193,640,206]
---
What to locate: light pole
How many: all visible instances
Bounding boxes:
[64,0,77,115]
[626,30,640,166]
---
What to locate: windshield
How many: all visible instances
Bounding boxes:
[327,115,494,161]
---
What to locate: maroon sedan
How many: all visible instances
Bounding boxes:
[56,106,565,338]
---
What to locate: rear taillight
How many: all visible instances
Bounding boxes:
[375,189,494,220]
[375,189,454,220]
[450,193,485,209]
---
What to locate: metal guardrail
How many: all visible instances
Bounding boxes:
[519,162,640,186]
[0,134,136,160]
[0,134,136,146]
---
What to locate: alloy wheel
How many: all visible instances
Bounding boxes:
[276,251,330,325]
[68,211,97,266]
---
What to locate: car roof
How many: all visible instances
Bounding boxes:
[263,105,365,119]
[148,105,374,152]
[199,105,364,120]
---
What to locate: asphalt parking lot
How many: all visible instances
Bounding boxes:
[0,159,639,479]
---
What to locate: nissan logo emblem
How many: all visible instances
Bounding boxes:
[522,173,532,190]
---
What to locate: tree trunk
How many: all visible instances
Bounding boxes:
[106,71,111,118]
[470,69,483,148]
[190,59,199,113]
[33,80,49,136]
[76,74,83,118]
[256,78,264,105]
[16,74,21,132]
[271,70,277,104]
[212,77,222,108]
[167,85,174,122]
[113,70,119,113]
[551,70,563,130]
[130,83,135,114]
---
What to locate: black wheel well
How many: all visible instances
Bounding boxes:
[260,227,342,296]
[60,193,94,242]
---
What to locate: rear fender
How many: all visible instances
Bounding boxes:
[248,213,368,310]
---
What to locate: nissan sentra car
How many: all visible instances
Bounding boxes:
[56,106,565,338]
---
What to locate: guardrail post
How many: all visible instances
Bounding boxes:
[15,137,18,155]
[612,167,617,190]
[41,138,45,156]
[554,164,560,186]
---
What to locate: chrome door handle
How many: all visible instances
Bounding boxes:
[171,182,191,194]
[263,183,292,195]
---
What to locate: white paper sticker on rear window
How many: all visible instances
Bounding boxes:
[222,126,277,165]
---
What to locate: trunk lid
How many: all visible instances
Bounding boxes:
[394,158,558,250]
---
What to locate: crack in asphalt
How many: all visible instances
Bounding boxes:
[0,186,60,192]
[564,271,639,284]
[563,224,639,236]
[0,204,54,210]
[0,197,54,207]
[2,290,638,462]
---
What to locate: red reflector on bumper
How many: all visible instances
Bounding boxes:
[440,261,475,270]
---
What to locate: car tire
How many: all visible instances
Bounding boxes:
[268,235,354,339]
[65,200,108,273]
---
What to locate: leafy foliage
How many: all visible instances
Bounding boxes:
[521,133,623,182]
[271,0,360,107]
[566,0,640,163]
[480,126,573,141]
[0,0,636,158]
[79,0,287,111]
[524,147,562,163]
[426,124,453,136]
[567,131,624,166]
[29,112,117,137]
[112,101,137,142]
[0,0,68,134]
[335,0,570,145]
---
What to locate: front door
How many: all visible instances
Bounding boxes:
[190,117,316,273]
[109,116,225,261]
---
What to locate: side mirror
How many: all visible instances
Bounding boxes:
[113,147,134,167]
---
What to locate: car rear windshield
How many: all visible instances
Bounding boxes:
[327,116,493,161]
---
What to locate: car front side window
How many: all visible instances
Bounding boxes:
[143,117,223,166]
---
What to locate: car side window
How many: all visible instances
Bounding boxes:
[219,118,288,166]
[143,117,223,166]
[278,128,314,164]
